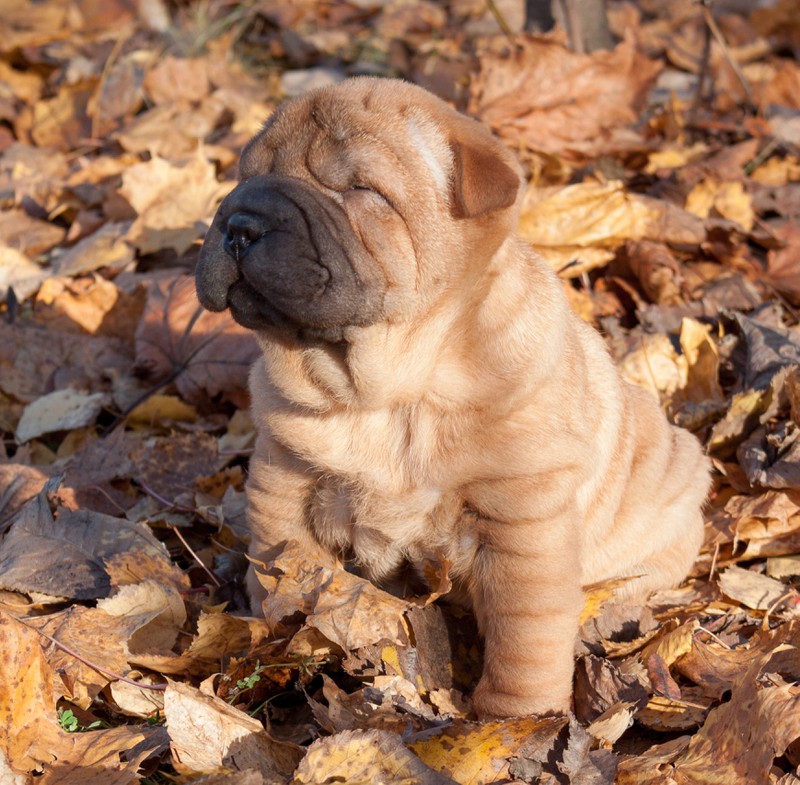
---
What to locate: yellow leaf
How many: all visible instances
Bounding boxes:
[411,717,565,784]
[679,317,724,404]
[292,729,454,785]
[127,394,198,427]
[685,180,754,231]
[645,143,708,173]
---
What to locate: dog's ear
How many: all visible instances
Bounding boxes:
[449,132,521,219]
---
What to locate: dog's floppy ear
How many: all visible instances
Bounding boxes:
[450,131,521,219]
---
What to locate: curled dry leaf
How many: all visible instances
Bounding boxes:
[718,565,790,610]
[670,643,800,784]
[98,580,187,656]
[518,180,705,277]
[254,540,409,652]
[26,605,134,708]
[131,610,253,678]
[164,680,303,781]
[134,274,259,407]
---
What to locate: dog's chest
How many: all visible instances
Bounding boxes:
[268,403,470,568]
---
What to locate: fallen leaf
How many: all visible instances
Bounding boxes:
[98,581,187,656]
[293,729,457,785]
[34,275,120,335]
[519,181,704,265]
[119,152,232,255]
[164,680,302,780]
[685,180,754,231]
[15,388,107,443]
[470,34,661,158]
[0,209,65,256]
[134,274,259,407]
[671,643,800,783]
[131,610,253,677]
[0,609,167,781]
[0,485,174,601]
[718,565,789,610]
[254,541,409,651]
[411,716,566,784]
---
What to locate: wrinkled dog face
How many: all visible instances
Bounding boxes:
[196,79,521,343]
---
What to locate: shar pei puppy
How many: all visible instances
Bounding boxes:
[196,77,710,718]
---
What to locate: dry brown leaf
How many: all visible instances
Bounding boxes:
[636,689,712,732]
[119,152,233,255]
[0,209,65,256]
[616,735,691,785]
[255,541,409,651]
[134,274,259,407]
[617,332,686,399]
[98,580,187,656]
[685,180,755,231]
[0,245,48,302]
[26,606,133,707]
[518,181,704,275]
[31,82,94,151]
[131,610,253,677]
[164,680,302,780]
[470,34,661,158]
[678,317,724,405]
[0,486,176,601]
[626,241,684,305]
[51,221,135,278]
[15,388,108,443]
[675,624,800,701]
[128,429,218,502]
[671,644,800,783]
[34,275,120,335]
[0,322,130,404]
[766,222,800,305]
[144,55,211,105]
[718,565,790,610]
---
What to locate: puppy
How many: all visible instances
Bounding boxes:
[196,77,710,718]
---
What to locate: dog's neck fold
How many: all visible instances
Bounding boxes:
[257,239,570,416]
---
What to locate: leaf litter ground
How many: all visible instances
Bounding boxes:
[1,0,800,782]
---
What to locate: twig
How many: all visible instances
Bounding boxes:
[689,2,713,131]
[137,478,196,514]
[18,618,166,691]
[170,524,222,588]
[761,588,798,630]
[695,624,732,649]
[701,2,756,111]
[561,0,585,55]
[484,0,516,47]
[708,541,720,582]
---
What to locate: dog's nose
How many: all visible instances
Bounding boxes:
[224,212,267,260]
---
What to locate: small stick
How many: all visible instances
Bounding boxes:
[485,0,517,46]
[171,524,222,588]
[761,588,798,630]
[689,4,713,131]
[701,2,756,111]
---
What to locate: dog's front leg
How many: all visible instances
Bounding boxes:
[466,481,584,718]
[244,433,323,611]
